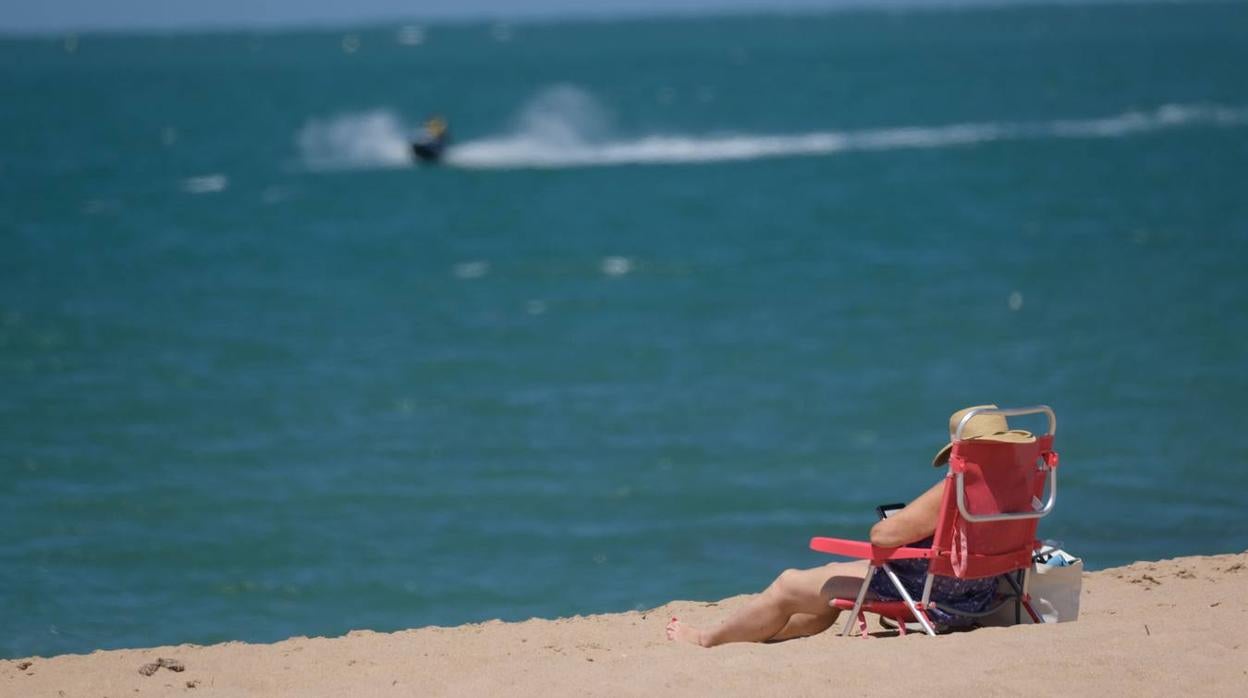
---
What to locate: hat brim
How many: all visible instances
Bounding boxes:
[931,442,954,467]
[931,430,1036,467]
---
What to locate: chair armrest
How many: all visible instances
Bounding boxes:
[809,537,933,563]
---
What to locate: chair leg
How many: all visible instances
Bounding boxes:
[880,563,938,637]
[1002,570,1031,625]
[1015,574,1022,625]
[1010,569,1020,624]
[1022,599,1042,624]
[1020,566,1043,624]
[841,566,876,637]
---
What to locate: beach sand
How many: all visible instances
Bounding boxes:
[4,551,1246,697]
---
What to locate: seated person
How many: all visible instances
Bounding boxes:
[423,116,448,143]
[411,116,451,162]
[666,405,1023,647]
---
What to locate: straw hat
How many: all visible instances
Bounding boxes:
[931,404,1035,467]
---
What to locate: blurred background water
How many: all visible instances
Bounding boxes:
[3,1,1247,659]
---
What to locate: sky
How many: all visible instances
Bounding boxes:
[0,0,1146,35]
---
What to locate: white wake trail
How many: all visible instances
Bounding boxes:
[294,87,1248,172]
[296,110,413,171]
[447,101,1248,170]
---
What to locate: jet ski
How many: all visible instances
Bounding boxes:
[411,116,450,164]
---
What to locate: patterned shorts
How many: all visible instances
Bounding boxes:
[867,558,998,627]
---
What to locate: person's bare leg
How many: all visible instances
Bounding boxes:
[666,561,870,647]
[768,612,838,642]
[768,568,876,642]
[669,610,830,646]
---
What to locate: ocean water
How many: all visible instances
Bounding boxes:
[3,2,1248,659]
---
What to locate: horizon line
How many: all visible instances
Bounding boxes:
[0,0,1221,40]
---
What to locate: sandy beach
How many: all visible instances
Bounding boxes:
[4,551,1246,697]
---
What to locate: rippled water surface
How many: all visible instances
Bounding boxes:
[2,2,1247,658]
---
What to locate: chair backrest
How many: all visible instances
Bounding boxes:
[928,408,1058,580]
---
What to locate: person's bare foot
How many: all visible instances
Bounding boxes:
[665,617,707,647]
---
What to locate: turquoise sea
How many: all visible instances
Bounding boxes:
[3,1,1247,659]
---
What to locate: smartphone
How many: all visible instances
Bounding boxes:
[875,502,906,520]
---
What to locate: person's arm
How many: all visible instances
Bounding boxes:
[868,479,945,548]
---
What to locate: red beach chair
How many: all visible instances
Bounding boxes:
[810,405,1059,637]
